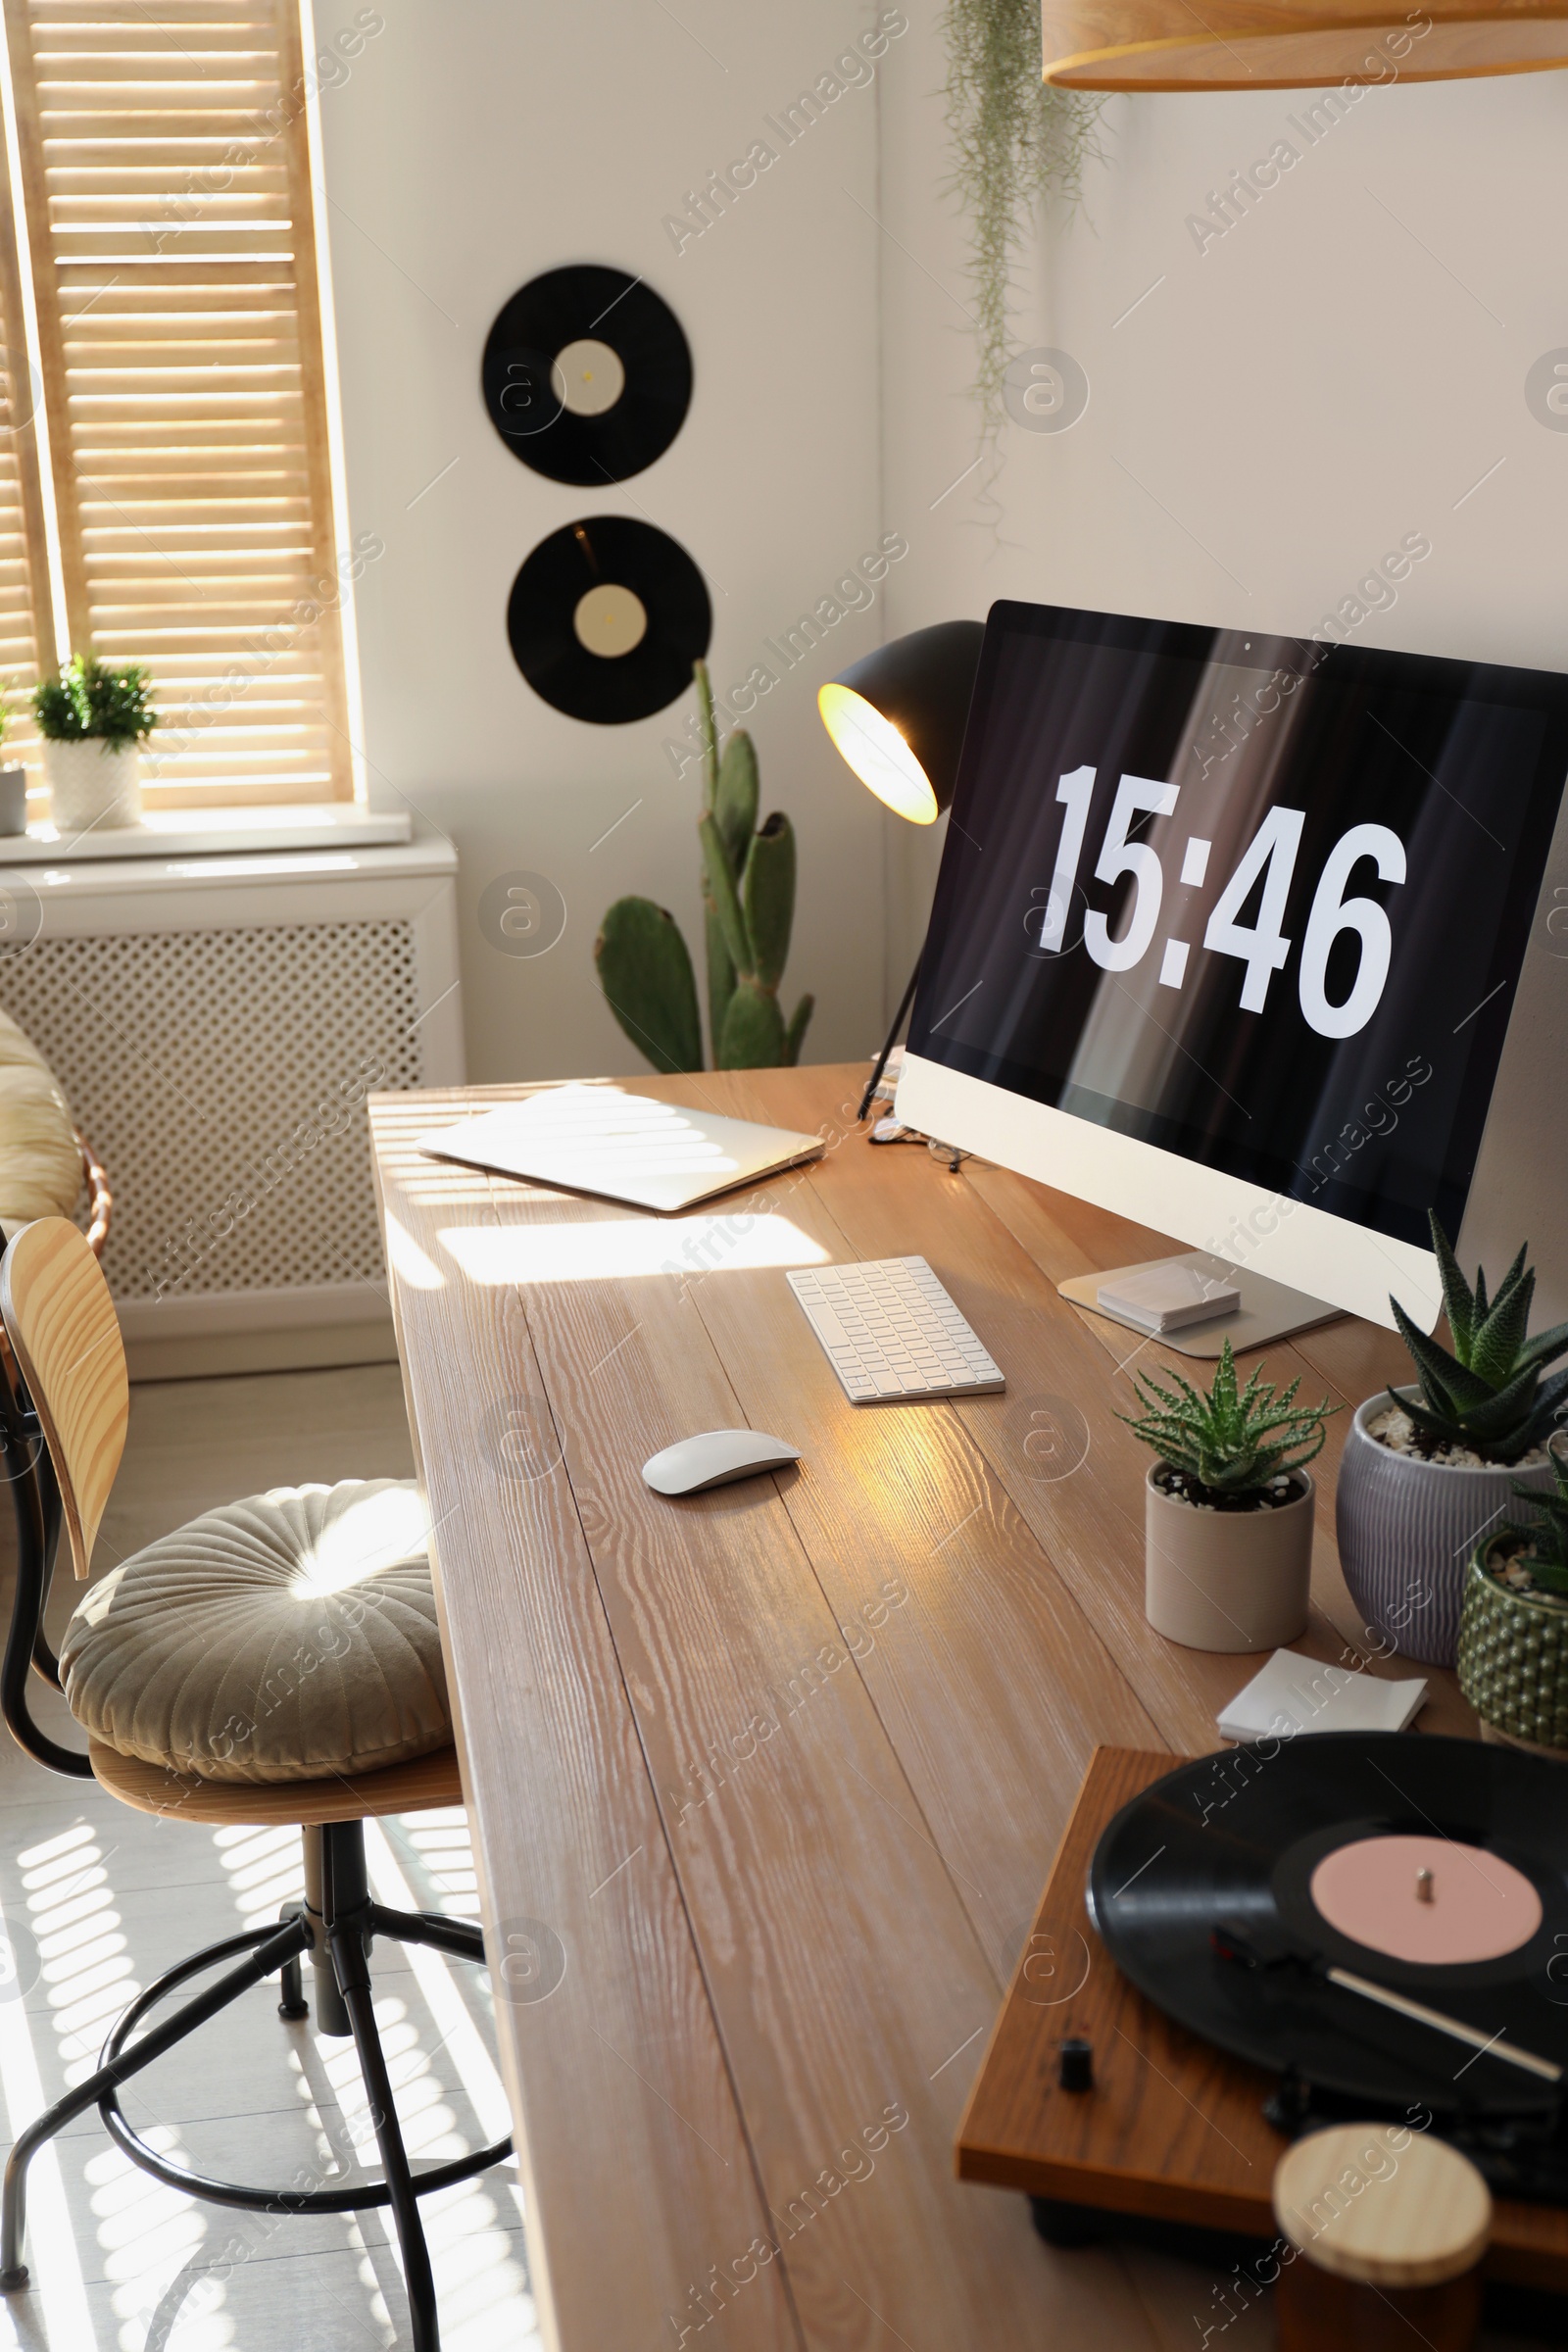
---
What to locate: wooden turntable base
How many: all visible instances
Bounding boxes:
[956,1746,1568,2294]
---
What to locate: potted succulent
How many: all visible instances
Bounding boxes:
[1457,1434,1568,1755]
[32,654,158,833]
[1121,1341,1338,1652]
[1336,1214,1568,1669]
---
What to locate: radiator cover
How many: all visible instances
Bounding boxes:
[0,839,462,1373]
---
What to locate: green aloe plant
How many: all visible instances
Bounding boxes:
[1498,1440,1568,1597]
[1390,1212,1568,1466]
[594,663,813,1074]
[1120,1340,1337,1496]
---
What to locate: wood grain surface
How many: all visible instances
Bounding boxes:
[87,1739,464,1827]
[368,1065,1483,2352]
[1,1214,129,1578]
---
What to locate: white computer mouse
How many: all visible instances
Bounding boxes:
[641,1428,800,1497]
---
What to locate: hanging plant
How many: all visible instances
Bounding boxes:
[942,0,1102,470]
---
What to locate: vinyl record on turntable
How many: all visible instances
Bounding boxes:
[481,266,693,484]
[507,515,710,724]
[1088,1733,1568,2120]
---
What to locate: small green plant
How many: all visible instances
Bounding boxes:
[1120,1339,1338,1497]
[33,655,158,750]
[1390,1212,1568,1465]
[594,662,813,1073]
[1497,1438,1568,1597]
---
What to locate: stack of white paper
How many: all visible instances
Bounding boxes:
[1217,1648,1428,1744]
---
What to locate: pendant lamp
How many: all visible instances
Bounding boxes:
[1042,2,1568,92]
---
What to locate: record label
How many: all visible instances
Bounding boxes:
[574,584,647,658]
[1309,1833,1543,1967]
[508,516,710,724]
[554,338,625,416]
[482,266,692,484]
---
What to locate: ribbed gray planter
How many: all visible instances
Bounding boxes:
[1335,1390,1555,1667]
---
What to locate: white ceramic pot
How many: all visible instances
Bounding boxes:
[1335,1389,1554,1668]
[0,765,26,835]
[43,738,141,833]
[1145,1463,1314,1652]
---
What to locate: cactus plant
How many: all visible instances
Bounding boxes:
[1388,1211,1568,1466]
[595,662,813,1072]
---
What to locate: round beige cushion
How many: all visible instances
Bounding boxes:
[0,1007,80,1223]
[61,1480,451,1784]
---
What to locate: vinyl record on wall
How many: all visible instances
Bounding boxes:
[482,266,693,484]
[508,515,711,723]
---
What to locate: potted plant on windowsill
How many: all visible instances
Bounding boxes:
[32,655,158,835]
[1121,1341,1338,1653]
[1336,1214,1568,1670]
[1457,1434,1568,1756]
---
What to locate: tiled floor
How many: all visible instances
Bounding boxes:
[0,1364,542,2352]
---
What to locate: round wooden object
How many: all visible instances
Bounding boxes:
[1273,2125,1491,2288]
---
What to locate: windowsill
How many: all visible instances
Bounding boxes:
[0,804,414,864]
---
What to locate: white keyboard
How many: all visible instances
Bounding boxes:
[787,1257,1005,1404]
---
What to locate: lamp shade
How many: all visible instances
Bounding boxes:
[1043,2,1568,90]
[818,620,985,826]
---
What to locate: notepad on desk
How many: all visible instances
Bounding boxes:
[416,1083,823,1214]
[1218,1648,1428,1743]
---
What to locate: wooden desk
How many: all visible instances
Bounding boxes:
[368,1063,1473,2352]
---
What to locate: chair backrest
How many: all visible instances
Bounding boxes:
[0,1217,127,1579]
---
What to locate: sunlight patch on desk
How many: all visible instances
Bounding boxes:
[438,1214,829,1286]
[385,1211,446,1289]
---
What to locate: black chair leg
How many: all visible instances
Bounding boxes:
[304,1823,354,2036]
[276,1903,309,2021]
[0,1816,503,2348]
[1,1917,308,2288]
[324,1823,439,2352]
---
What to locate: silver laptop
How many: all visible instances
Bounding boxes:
[416,1084,824,1214]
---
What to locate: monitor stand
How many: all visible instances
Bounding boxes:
[1056,1250,1343,1358]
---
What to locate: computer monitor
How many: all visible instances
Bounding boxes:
[895,602,1568,1334]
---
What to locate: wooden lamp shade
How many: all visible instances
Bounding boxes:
[1043,3,1568,91]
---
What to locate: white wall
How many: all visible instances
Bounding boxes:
[315,9,1568,1068]
[312,0,897,1083]
[876,23,1568,966]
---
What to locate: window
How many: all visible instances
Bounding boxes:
[0,0,354,806]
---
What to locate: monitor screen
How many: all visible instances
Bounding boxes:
[907,604,1568,1253]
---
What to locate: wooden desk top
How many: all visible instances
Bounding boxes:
[368,1063,1473,2352]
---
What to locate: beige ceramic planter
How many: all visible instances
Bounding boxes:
[1145,1464,1314,1652]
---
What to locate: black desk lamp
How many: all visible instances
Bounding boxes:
[818,619,985,1120]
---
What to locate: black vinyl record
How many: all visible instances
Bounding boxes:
[1090,1734,1568,2123]
[482,265,692,484]
[507,515,710,724]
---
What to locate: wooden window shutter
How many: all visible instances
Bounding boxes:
[2,0,353,806]
[0,88,55,757]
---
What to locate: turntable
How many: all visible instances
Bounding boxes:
[956,1740,1568,2295]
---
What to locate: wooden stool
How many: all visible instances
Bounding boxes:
[1273,2123,1492,2351]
